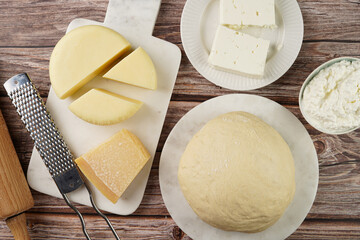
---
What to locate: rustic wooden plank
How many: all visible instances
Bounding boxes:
[2,98,360,219]
[1,42,359,101]
[0,213,183,240]
[28,188,169,216]
[288,220,360,240]
[1,214,360,239]
[27,168,163,214]
[172,41,360,102]
[28,164,360,220]
[0,0,359,47]
[0,48,51,97]
[0,0,359,239]
[156,0,360,43]
[0,0,108,47]
[3,96,359,164]
[300,0,360,42]
[181,220,360,240]
[2,97,359,167]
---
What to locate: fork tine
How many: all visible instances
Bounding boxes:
[84,183,120,240]
[62,193,91,240]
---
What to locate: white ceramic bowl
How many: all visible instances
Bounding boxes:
[299,57,360,135]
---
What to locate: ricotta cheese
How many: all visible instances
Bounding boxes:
[220,0,276,29]
[208,25,270,76]
[302,60,360,133]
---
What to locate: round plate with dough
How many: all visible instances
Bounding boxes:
[181,0,303,91]
[159,94,318,240]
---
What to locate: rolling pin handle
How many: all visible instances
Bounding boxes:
[6,213,31,240]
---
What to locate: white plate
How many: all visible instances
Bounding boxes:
[181,0,304,91]
[159,94,318,240]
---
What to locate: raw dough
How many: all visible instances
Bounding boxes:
[178,112,295,233]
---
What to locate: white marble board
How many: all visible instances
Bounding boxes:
[159,94,319,240]
[27,0,181,215]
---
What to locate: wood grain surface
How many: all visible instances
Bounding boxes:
[0,0,359,239]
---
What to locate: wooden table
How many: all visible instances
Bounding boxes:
[0,0,359,239]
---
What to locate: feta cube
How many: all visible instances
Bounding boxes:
[220,0,276,29]
[208,26,270,77]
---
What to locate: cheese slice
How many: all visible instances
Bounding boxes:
[208,26,270,77]
[50,25,131,99]
[75,129,151,203]
[103,47,157,90]
[220,0,276,29]
[69,88,142,125]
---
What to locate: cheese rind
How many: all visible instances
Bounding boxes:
[220,0,276,29]
[69,88,142,125]
[75,129,151,203]
[208,26,270,77]
[103,47,157,90]
[50,25,131,99]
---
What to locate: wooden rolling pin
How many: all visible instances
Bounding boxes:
[0,109,34,239]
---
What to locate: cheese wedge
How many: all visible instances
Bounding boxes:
[50,25,131,99]
[103,47,157,90]
[75,129,151,203]
[69,88,142,125]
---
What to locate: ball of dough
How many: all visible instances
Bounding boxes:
[178,112,295,233]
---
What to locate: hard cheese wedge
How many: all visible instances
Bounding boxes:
[69,88,142,125]
[103,47,157,90]
[208,25,270,77]
[75,129,151,203]
[50,25,131,99]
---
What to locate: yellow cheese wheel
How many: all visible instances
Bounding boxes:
[103,47,157,90]
[50,25,131,99]
[75,129,151,203]
[68,88,142,125]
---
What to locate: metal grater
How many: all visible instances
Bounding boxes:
[4,73,120,240]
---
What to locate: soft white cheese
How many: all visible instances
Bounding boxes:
[208,25,270,76]
[302,60,360,132]
[220,0,276,29]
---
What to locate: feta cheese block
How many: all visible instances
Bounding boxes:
[103,47,157,90]
[68,88,142,125]
[75,129,151,203]
[50,25,131,99]
[208,26,270,77]
[220,0,276,29]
